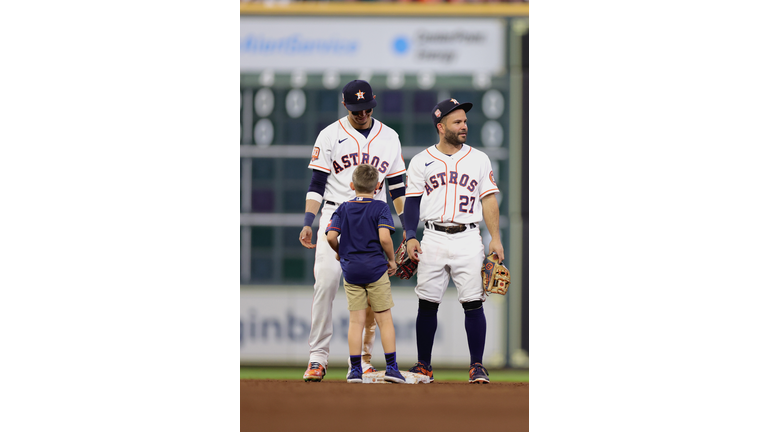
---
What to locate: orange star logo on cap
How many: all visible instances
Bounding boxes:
[356,90,365,100]
[451,98,459,105]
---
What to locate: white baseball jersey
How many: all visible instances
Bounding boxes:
[308,117,406,202]
[405,144,498,224]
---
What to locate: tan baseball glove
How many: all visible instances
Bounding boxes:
[394,240,417,279]
[481,253,510,295]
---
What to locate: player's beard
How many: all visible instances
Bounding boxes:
[444,128,466,146]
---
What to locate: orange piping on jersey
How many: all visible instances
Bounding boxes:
[405,191,424,197]
[450,147,473,222]
[308,164,331,172]
[426,147,450,223]
[387,168,407,177]
[338,119,361,160]
[480,188,499,198]
[385,155,407,187]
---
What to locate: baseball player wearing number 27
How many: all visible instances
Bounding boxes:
[402,98,504,384]
[299,80,408,382]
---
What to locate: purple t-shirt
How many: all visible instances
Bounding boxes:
[325,197,395,285]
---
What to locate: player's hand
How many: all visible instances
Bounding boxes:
[336,253,341,262]
[406,238,422,263]
[387,259,397,276]
[489,238,504,262]
[299,226,316,249]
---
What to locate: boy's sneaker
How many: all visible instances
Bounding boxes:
[303,362,326,382]
[468,362,490,384]
[351,357,377,374]
[384,365,406,383]
[347,365,363,383]
[408,360,434,382]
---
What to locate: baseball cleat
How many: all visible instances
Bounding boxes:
[408,361,434,382]
[362,362,378,374]
[361,352,377,374]
[303,362,326,382]
[347,366,363,383]
[468,362,490,384]
[384,365,406,383]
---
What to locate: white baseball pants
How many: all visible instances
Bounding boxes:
[414,227,487,304]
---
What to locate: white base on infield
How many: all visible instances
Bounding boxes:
[362,370,431,384]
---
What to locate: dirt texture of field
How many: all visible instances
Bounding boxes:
[241,379,528,432]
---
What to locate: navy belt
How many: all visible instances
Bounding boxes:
[426,221,477,234]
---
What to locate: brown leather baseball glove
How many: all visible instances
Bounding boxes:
[481,253,510,295]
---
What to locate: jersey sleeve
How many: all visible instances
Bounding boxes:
[477,154,500,198]
[308,126,333,173]
[325,206,344,234]
[378,204,396,232]
[404,155,426,197]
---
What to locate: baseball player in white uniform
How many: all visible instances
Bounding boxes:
[299,80,407,382]
[402,98,504,384]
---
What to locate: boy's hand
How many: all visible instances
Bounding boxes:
[387,259,397,276]
[336,253,341,262]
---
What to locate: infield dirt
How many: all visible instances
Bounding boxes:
[241,379,528,432]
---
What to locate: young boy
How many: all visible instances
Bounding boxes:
[325,164,406,384]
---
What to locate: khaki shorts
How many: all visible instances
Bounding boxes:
[344,271,395,312]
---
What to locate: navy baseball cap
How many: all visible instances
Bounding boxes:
[342,80,377,112]
[432,98,473,129]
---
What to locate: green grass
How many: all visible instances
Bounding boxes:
[240,366,528,382]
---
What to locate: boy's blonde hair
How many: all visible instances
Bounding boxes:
[352,164,379,194]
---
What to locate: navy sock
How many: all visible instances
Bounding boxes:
[385,352,397,368]
[464,307,486,365]
[415,307,438,365]
[350,355,362,369]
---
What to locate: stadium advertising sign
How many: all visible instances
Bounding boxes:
[240,288,506,367]
[240,17,505,75]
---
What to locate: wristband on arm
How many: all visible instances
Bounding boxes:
[303,212,316,227]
